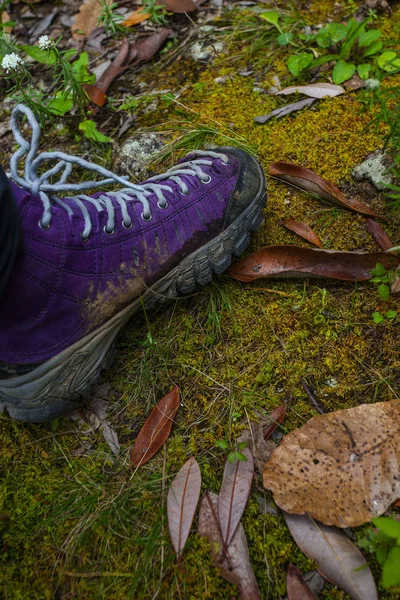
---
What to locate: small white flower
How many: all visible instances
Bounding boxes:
[1,53,24,74]
[38,35,54,51]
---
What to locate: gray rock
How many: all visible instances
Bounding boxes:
[352,149,393,190]
[190,40,224,62]
[115,134,165,176]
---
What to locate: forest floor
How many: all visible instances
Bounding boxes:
[1,0,400,599]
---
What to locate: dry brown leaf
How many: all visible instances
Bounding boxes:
[158,0,197,12]
[391,272,400,293]
[263,402,290,440]
[218,448,254,553]
[130,387,180,467]
[1,11,12,33]
[365,219,393,251]
[286,564,318,600]
[264,400,400,527]
[83,84,107,107]
[269,161,383,218]
[122,9,150,27]
[281,219,323,248]
[167,457,201,558]
[254,98,316,124]
[72,0,111,40]
[198,492,262,600]
[228,246,398,283]
[284,513,378,600]
[277,83,345,99]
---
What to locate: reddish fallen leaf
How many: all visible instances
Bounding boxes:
[393,499,400,507]
[130,387,180,466]
[264,403,289,440]
[286,564,318,600]
[158,0,197,12]
[91,30,171,106]
[228,246,398,283]
[199,492,262,600]
[281,219,323,248]
[167,457,201,558]
[269,161,383,218]
[83,84,107,107]
[122,9,150,26]
[365,219,393,251]
[284,513,378,600]
[218,448,254,554]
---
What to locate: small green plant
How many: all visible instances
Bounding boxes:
[215,439,248,463]
[1,37,93,121]
[141,0,168,27]
[370,263,398,323]
[98,1,127,37]
[277,16,399,84]
[358,517,400,588]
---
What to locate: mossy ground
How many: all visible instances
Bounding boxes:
[1,1,400,598]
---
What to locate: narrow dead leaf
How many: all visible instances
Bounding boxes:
[391,272,400,293]
[158,0,197,12]
[122,9,150,27]
[264,400,400,527]
[72,0,111,40]
[286,564,318,600]
[228,246,398,283]
[1,11,12,33]
[277,83,345,99]
[254,98,316,124]
[263,403,290,440]
[281,219,323,248]
[83,84,107,107]
[344,74,366,90]
[365,219,393,251]
[284,513,378,600]
[198,491,262,600]
[218,448,254,553]
[167,457,201,558]
[130,387,180,467]
[269,161,383,218]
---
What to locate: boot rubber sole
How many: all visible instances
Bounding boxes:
[0,165,266,422]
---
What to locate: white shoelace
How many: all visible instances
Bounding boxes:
[10,104,229,239]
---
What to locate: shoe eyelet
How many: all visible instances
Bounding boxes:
[122,220,133,229]
[141,212,152,222]
[180,188,190,196]
[221,158,230,166]
[38,220,50,231]
[81,234,89,242]
[103,225,115,235]
[157,200,169,210]
[200,174,212,184]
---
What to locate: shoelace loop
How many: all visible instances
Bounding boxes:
[10,104,230,239]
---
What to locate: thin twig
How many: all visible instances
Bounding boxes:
[300,378,325,414]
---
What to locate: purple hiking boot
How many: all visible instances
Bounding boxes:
[0,104,266,422]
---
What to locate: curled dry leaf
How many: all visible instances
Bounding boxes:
[254,98,315,124]
[130,386,180,467]
[167,457,201,558]
[263,402,290,440]
[281,219,323,248]
[269,161,383,218]
[277,83,345,99]
[228,246,398,283]
[365,219,393,251]
[264,400,400,527]
[286,564,318,600]
[198,492,262,600]
[219,448,254,553]
[284,513,378,600]
[72,0,111,40]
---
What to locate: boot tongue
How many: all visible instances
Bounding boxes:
[0,169,24,297]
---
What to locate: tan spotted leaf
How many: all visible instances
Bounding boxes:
[263,401,400,527]
[72,0,111,40]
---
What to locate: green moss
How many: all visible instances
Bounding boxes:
[1,2,400,598]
